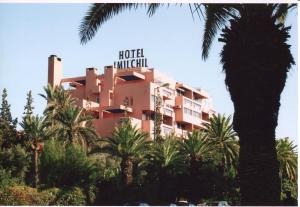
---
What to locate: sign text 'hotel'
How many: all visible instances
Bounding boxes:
[114,49,148,69]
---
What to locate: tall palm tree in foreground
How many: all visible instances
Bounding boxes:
[204,114,239,174]
[79,3,295,205]
[20,115,49,188]
[203,5,295,205]
[276,137,297,182]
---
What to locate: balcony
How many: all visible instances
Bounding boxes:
[174,127,188,138]
[162,124,173,136]
[103,105,133,113]
[176,96,201,111]
[80,99,100,110]
[94,116,141,138]
[161,88,174,100]
[141,120,175,139]
[163,108,173,117]
[116,71,145,81]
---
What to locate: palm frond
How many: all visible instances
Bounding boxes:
[147,3,161,17]
[273,4,296,23]
[79,3,139,44]
[201,4,237,60]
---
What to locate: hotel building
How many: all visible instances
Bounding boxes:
[48,55,215,139]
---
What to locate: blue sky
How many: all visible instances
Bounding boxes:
[0,4,297,143]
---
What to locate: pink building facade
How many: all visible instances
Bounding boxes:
[48,55,215,139]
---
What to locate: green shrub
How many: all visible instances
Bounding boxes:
[40,140,97,188]
[0,185,88,205]
[0,185,56,205]
[53,187,86,205]
[0,145,31,183]
[0,169,18,188]
[39,139,65,187]
[281,178,297,200]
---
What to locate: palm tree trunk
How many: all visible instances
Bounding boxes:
[219,5,294,205]
[121,157,134,202]
[190,156,198,202]
[121,157,133,186]
[33,148,39,188]
[190,156,197,178]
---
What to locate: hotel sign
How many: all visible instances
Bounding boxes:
[114,48,148,69]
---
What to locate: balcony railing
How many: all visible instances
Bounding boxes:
[162,125,173,135]
[163,108,173,117]
[183,97,202,111]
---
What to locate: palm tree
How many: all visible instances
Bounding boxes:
[276,137,297,182]
[20,115,49,188]
[149,135,187,203]
[202,4,295,205]
[151,135,186,175]
[179,130,212,202]
[98,120,149,189]
[40,84,76,125]
[78,3,296,205]
[180,130,212,177]
[56,106,97,148]
[204,114,239,174]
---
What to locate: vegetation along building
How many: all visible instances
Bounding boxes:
[48,54,215,138]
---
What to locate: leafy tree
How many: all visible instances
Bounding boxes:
[0,145,31,184]
[78,3,296,205]
[20,90,35,149]
[53,187,87,206]
[0,88,18,149]
[280,177,297,201]
[153,94,163,141]
[276,137,297,182]
[39,140,98,189]
[20,115,49,188]
[55,106,97,149]
[90,153,121,205]
[23,90,34,119]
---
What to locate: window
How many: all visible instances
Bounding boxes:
[194,103,201,111]
[176,90,184,96]
[163,108,172,116]
[96,97,100,103]
[184,107,188,114]
[177,123,185,130]
[184,107,192,116]
[162,89,172,97]
[194,98,202,104]
[166,104,173,109]
[184,98,192,106]
[193,111,201,119]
